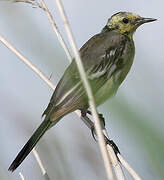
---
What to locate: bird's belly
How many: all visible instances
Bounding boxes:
[94,77,118,106]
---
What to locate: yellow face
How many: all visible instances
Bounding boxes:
[107,12,156,36]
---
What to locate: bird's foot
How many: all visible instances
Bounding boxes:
[81,109,120,157]
[91,124,120,155]
[91,125,97,141]
[104,136,120,155]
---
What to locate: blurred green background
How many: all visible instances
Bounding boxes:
[0,0,163,179]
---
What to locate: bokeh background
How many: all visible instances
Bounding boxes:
[0,0,163,179]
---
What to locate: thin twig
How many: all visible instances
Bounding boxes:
[12,0,46,10]
[19,172,25,180]
[118,154,141,180]
[55,0,114,179]
[32,148,50,180]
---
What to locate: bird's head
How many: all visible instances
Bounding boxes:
[105,12,156,37]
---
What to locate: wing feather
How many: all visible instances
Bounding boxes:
[43,31,127,116]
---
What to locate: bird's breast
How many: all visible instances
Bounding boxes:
[94,38,135,106]
[114,38,135,84]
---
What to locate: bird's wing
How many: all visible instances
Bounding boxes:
[42,31,127,117]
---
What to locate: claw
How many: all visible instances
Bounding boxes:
[91,125,97,142]
[87,110,91,115]
[105,136,120,159]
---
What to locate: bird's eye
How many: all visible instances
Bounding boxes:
[122,18,129,24]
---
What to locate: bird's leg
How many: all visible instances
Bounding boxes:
[81,109,98,141]
[84,110,120,155]
[86,110,105,141]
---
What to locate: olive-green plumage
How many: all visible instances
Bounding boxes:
[9,12,156,172]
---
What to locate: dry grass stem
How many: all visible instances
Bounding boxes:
[118,154,141,180]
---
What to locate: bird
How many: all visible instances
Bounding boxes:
[8,12,156,172]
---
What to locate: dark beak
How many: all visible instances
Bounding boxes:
[136,17,157,25]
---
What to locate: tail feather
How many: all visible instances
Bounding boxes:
[8,119,52,172]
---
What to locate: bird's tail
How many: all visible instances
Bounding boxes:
[8,119,52,172]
